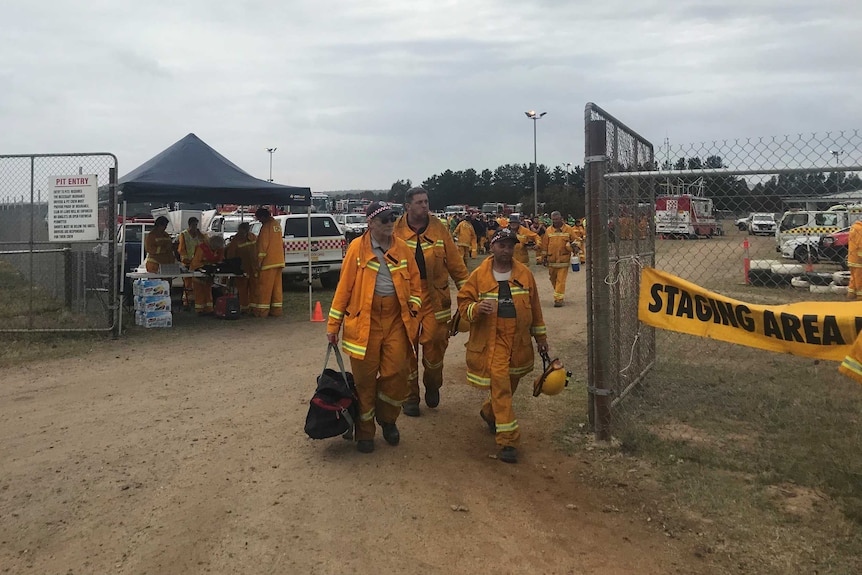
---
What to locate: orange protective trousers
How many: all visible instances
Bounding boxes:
[478,317,522,448]
[350,294,410,441]
[253,268,282,317]
[408,304,448,402]
[232,276,255,313]
[549,265,569,302]
[193,278,214,313]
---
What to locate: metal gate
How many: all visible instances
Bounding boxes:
[584,103,657,440]
[0,153,118,334]
[584,104,862,440]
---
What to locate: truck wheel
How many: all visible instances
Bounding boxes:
[320,272,340,289]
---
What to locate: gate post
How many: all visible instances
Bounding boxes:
[585,119,613,441]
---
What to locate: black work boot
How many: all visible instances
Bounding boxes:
[498,446,518,463]
[381,423,400,446]
[402,401,420,417]
[479,410,495,434]
[357,439,374,453]
[425,387,440,408]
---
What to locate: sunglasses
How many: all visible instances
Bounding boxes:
[376,214,398,224]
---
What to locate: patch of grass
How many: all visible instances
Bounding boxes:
[565,332,862,574]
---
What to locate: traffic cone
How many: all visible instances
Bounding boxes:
[311,301,325,322]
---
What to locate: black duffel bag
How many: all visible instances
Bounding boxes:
[304,343,358,440]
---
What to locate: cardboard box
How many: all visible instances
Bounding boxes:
[134,295,172,313]
[133,279,170,297]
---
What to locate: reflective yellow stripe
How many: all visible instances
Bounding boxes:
[360,408,375,422]
[495,420,519,433]
[456,279,467,289]
[839,356,862,383]
[377,391,404,407]
[329,308,344,320]
[409,295,422,307]
[434,309,451,321]
[549,263,569,268]
[467,372,491,387]
[510,287,530,296]
[531,325,547,336]
[367,260,381,272]
[509,364,534,376]
[342,340,366,356]
[423,358,444,370]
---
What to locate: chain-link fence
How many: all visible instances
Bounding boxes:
[584,102,862,438]
[0,154,118,333]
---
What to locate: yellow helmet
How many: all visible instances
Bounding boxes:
[532,352,571,397]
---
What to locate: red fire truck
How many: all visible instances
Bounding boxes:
[655,178,719,238]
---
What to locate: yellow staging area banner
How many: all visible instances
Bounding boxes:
[638,267,862,361]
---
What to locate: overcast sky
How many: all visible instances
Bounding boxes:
[2,0,860,192]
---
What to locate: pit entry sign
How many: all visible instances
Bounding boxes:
[48,175,99,242]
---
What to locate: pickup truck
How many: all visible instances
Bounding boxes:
[251,213,346,288]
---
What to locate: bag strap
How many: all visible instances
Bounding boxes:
[323,342,350,387]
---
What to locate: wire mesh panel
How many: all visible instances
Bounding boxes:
[0,154,118,332]
[584,103,657,439]
[585,107,862,440]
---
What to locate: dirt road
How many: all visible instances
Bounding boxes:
[0,264,700,574]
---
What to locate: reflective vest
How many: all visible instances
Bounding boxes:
[178,229,205,263]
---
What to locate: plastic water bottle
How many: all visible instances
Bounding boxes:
[571,253,580,272]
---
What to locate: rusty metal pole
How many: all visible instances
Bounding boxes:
[586,119,612,440]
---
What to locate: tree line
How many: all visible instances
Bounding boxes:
[331,158,860,217]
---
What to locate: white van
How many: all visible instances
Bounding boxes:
[251,213,346,288]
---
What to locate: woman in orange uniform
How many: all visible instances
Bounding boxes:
[326,201,423,454]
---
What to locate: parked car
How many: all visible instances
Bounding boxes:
[780,236,821,263]
[333,212,368,242]
[819,227,850,267]
[735,215,752,231]
[748,213,777,236]
[250,213,346,288]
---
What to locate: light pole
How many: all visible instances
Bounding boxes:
[525,110,546,216]
[564,162,571,194]
[830,150,844,195]
[266,147,278,182]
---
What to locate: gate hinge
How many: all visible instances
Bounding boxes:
[587,386,615,396]
[585,155,608,164]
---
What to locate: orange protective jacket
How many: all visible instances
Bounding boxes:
[144,229,176,266]
[178,229,206,264]
[256,218,285,271]
[225,232,258,275]
[394,215,469,324]
[327,233,423,360]
[541,223,579,266]
[457,257,548,387]
[510,225,540,265]
[454,220,476,249]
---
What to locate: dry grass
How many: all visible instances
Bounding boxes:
[560,331,862,575]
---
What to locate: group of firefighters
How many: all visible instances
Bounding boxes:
[326,188,585,463]
[142,207,286,318]
[449,211,585,307]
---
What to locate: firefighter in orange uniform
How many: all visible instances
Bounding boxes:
[144,216,177,273]
[541,211,580,307]
[457,228,548,464]
[189,235,225,315]
[847,219,862,300]
[394,187,469,416]
[224,222,258,314]
[506,214,540,266]
[454,216,476,266]
[327,201,423,454]
[177,217,206,308]
[252,208,285,317]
